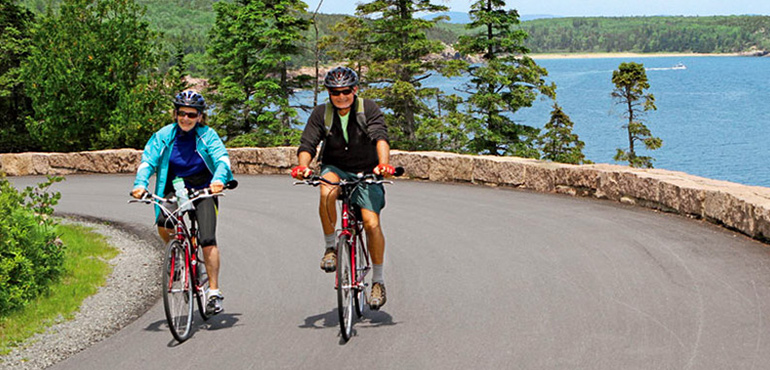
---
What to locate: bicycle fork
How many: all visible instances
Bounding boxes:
[335,203,364,292]
[168,220,192,295]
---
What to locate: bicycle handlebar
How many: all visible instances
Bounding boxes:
[128,181,236,218]
[293,167,404,187]
[128,180,237,202]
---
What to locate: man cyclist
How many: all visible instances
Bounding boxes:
[291,66,395,310]
[131,90,234,315]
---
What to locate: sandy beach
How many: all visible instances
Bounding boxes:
[529,52,744,59]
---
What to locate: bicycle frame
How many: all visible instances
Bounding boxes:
[295,173,394,296]
[295,170,400,340]
[129,188,225,333]
[336,186,370,295]
[167,209,201,300]
[139,193,206,299]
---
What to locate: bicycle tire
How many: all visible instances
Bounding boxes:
[162,239,194,342]
[337,234,355,341]
[353,233,366,318]
[194,244,210,321]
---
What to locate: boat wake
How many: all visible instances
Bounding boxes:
[646,63,687,71]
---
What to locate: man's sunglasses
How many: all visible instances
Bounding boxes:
[177,111,200,119]
[329,88,354,96]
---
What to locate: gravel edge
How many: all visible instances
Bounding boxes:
[0,217,161,370]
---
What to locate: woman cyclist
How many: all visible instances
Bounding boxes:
[131,90,235,315]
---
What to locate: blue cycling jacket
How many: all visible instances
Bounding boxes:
[133,123,234,218]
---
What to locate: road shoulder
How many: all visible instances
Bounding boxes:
[0,218,160,370]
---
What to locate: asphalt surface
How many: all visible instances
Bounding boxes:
[10,174,770,370]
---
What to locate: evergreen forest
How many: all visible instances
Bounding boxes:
[5,0,769,163]
[20,1,770,72]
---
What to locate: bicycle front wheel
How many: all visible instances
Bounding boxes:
[162,240,194,342]
[336,234,354,341]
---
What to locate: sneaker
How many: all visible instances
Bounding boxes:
[206,292,224,316]
[369,282,387,310]
[320,247,336,273]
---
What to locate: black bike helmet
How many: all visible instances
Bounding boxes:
[173,90,206,111]
[324,67,358,88]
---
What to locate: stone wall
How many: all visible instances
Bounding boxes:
[3,147,770,242]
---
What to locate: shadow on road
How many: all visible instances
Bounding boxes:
[143,312,242,346]
[298,308,338,329]
[144,318,168,333]
[299,307,398,331]
[299,307,398,345]
[202,312,241,331]
[358,310,397,328]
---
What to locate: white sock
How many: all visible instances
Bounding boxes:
[373,264,384,283]
[208,289,221,299]
[324,233,336,249]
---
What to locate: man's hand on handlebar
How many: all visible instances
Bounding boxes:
[373,164,395,178]
[291,165,313,180]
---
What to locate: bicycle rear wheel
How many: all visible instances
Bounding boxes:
[194,244,210,321]
[162,240,194,342]
[336,234,354,341]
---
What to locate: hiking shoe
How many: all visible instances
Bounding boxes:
[206,292,224,316]
[320,247,336,273]
[369,282,387,310]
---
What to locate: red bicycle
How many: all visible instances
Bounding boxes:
[129,182,235,342]
[295,168,402,341]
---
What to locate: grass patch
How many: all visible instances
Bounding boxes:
[0,223,119,355]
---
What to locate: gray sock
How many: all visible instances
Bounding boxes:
[373,264,384,283]
[324,233,336,249]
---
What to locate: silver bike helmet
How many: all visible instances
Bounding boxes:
[323,67,358,88]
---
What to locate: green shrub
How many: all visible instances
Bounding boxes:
[0,175,65,316]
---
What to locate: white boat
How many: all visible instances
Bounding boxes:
[672,62,686,70]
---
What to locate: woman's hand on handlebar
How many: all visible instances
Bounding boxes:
[210,181,224,194]
[131,187,147,199]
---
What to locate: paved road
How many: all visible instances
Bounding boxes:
[11,174,770,369]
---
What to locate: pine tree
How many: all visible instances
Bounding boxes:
[415,93,475,153]
[611,62,661,168]
[353,0,449,150]
[206,0,310,147]
[454,0,555,157]
[538,103,590,164]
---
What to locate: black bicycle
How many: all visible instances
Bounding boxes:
[129,182,235,342]
[295,168,402,341]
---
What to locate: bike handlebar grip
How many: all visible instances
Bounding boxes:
[394,167,405,177]
[225,180,238,190]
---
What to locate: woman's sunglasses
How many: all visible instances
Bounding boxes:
[177,111,200,119]
[329,88,354,96]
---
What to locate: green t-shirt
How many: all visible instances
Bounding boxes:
[339,112,350,143]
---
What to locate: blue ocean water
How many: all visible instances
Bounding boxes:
[296,57,770,187]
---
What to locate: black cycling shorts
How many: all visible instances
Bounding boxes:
[156,194,219,247]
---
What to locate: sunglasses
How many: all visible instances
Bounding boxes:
[329,88,354,96]
[177,111,200,119]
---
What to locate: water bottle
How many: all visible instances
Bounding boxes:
[172,177,192,212]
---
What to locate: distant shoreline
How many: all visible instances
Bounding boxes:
[529,52,746,60]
